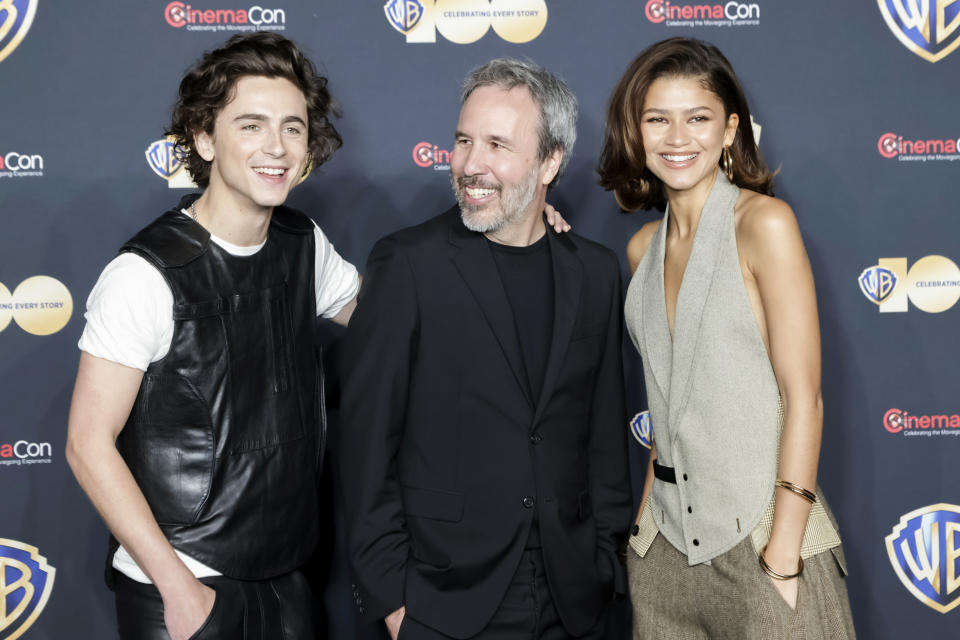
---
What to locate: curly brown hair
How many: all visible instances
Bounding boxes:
[167,32,341,189]
[598,37,774,212]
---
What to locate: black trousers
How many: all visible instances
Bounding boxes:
[113,569,316,639]
[397,549,605,640]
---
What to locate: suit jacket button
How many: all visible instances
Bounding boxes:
[631,524,640,536]
[529,432,542,444]
[522,496,535,508]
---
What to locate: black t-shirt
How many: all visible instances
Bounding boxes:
[487,234,555,402]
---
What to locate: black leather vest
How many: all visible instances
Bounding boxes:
[115,195,320,579]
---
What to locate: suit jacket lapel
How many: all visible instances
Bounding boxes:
[668,173,740,431]
[448,209,535,409]
[531,225,582,427]
[642,214,673,403]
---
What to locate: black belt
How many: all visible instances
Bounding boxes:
[653,459,676,484]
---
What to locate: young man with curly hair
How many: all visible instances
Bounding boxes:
[66,33,359,639]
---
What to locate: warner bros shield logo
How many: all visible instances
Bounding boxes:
[630,411,652,449]
[145,136,187,181]
[0,538,56,639]
[885,504,960,613]
[385,0,425,34]
[878,0,960,63]
[859,266,898,304]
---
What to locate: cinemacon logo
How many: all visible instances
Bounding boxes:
[644,0,760,22]
[884,408,960,435]
[0,440,52,464]
[878,132,960,158]
[0,151,43,171]
[412,141,452,170]
[165,2,286,28]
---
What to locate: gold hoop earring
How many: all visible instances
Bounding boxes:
[722,146,734,181]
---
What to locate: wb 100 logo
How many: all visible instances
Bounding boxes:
[886,504,960,613]
[0,539,55,639]
[0,0,38,64]
[385,0,548,44]
[0,277,73,336]
[878,0,960,63]
[859,256,960,313]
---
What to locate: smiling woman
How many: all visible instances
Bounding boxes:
[598,37,772,213]
[599,38,857,640]
[637,75,738,205]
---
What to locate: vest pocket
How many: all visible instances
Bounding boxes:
[123,373,214,525]
[220,283,305,451]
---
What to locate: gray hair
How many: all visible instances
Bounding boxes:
[461,58,578,189]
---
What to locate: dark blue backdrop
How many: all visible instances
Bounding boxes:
[2,1,959,638]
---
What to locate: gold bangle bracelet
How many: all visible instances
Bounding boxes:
[775,479,817,503]
[759,548,804,580]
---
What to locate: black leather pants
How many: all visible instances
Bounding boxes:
[113,569,316,639]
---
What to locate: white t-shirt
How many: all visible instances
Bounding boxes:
[79,211,360,583]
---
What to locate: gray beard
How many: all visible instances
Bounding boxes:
[452,166,540,234]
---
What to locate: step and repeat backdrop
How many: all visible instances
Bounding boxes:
[1,1,958,638]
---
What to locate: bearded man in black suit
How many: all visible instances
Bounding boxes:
[339,57,631,640]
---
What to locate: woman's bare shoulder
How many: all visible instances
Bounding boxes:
[736,191,801,247]
[735,190,807,274]
[737,191,797,232]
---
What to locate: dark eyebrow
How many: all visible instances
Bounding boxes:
[232,114,307,127]
[641,106,716,117]
[233,113,268,122]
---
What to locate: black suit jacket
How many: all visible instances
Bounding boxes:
[339,207,631,638]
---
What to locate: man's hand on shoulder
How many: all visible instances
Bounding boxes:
[385,605,406,640]
[544,203,571,233]
[161,579,217,640]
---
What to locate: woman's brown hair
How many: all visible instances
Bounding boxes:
[598,37,773,212]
